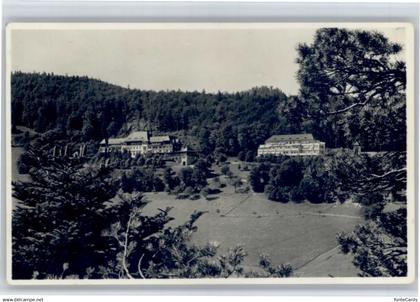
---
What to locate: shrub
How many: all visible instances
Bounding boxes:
[355,193,386,220]
[290,187,305,203]
[278,159,303,187]
[299,176,324,203]
[245,151,255,162]
[184,186,194,195]
[238,151,246,161]
[178,166,207,192]
[265,185,290,203]
[17,151,36,174]
[218,154,227,163]
[221,165,230,176]
[257,254,293,277]
[298,160,336,204]
[189,194,201,201]
[249,163,270,193]
[236,186,249,194]
[176,192,190,200]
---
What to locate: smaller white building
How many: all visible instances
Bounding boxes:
[257,133,325,157]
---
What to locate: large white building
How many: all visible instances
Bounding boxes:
[257,133,325,157]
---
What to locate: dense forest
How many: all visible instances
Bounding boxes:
[11,73,288,156]
[11,49,406,154]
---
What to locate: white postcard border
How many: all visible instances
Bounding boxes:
[5,22,416,286]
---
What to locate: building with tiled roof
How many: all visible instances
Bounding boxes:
[126,131,149,142]
[257,133,325,157]
[99,131,176,157]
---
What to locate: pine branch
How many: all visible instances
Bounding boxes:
[367,168,407,181]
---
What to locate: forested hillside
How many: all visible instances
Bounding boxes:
[11,72,291,156]
[11,49,406,156]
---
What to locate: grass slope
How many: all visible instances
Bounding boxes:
[143,183,362,277]
[11,146,362,277]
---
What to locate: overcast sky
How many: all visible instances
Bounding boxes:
[10,25,406,95]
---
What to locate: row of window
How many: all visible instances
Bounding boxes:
[261,143,325,148]
[258,150,323,154]
[259,148,324,153]
[100,145,173,154]
[267,140,317,145]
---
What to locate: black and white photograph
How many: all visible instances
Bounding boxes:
[5,23,414,285]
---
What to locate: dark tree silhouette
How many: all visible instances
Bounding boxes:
[294,28,408,276]
[295,28,406,150]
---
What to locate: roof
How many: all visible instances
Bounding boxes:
[150,135,171,143]
[265,133,314,144]
[100,131,173,145]
[126,131,149,142]
[173,147,198,154]
[100,138,126,145]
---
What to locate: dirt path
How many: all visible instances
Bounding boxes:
[221,195,363,220]
[221,193,252,216]
[296,211,363,220]
[295,245,340,270]
[225,212,362,219]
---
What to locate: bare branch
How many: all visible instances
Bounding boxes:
[326,99,370,115]
[122,213,135,279]
[137,254,146,279]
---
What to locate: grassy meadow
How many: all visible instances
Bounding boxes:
[11,146,362,277]
[143,161,362,277]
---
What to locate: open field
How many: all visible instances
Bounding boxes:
[12,147,25,181]
[12,147,31,210]
[11,146,363,277]
[143,180,363,277]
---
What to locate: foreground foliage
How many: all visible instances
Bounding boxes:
[337,208,407,277]
[12,148,292,279]
[295,28,407,276]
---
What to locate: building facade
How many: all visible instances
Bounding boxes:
[99,131,176,158]
[257,134,325,157]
